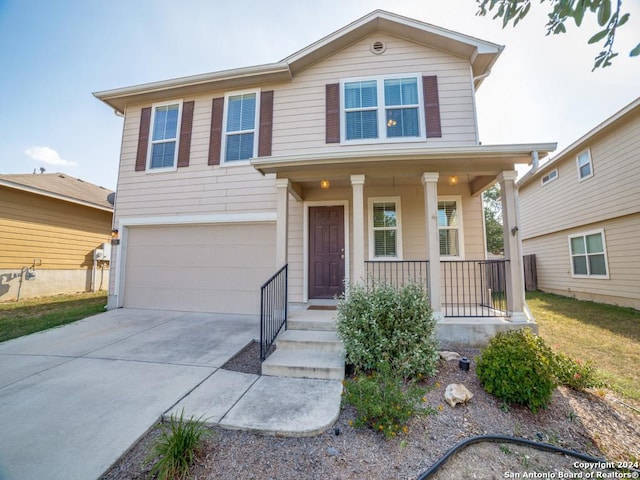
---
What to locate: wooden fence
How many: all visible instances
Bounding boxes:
[523,254,538,291]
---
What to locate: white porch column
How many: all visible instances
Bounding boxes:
[275,178,290,268]
[421,173,442,317]
[498,171,526,321]
[351,174,366,284]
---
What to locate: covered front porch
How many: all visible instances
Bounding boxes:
[253,144,553,347]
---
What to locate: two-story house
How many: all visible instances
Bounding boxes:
[519,97,640,310]
[95,10,556,348]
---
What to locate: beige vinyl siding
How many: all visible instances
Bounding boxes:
[0,187,112,270]
[287,199,304,302]
[520,111,640,240]
[522,213,640,309]
[114,33,477,226]
[272,33,478,156]
[282,183,486,303]
[115,99,277,222]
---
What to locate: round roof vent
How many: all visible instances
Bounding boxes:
[370,40,387,55]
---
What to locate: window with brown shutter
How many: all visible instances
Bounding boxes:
[135,107,152,171]
[326,83,340,143]
[208,97,224,166]
[258,90,274,157]
[177,100,194,168]
[422,75,442,138]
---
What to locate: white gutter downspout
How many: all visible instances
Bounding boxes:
[472,70,492,86]
[516,150,540,186]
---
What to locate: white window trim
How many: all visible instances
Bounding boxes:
[541,169,558,186]
[339,73,426,145]
[568,228,609,279]
[576,148,594,182]
[220,89,260,167]
[367,196,403,260]
[146,99,183,173]
[438,195,465,259]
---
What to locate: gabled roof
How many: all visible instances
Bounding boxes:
[283,10,503,81]
[0,173,115,212]
[518,96,640,188]
[94,10,503,113]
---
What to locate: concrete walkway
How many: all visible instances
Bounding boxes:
[0,309,342,480]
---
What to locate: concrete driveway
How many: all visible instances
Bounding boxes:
[0,308,258,480]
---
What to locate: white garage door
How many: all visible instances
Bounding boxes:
[123,223,276,314]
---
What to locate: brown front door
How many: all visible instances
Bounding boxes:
[309,206,345,299]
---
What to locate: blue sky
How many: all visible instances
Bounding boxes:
[1,0,638,191]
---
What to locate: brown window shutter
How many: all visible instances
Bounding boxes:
[135,107,152,171]
[326,83,340,143]
[208,97,224,165]
[422,76,442,138]
[258,90,274,157]
[177,100,194,168]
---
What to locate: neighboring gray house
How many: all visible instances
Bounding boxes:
[519,97,640,310]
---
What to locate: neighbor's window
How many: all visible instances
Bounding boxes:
[224,91,257,162]
[569,230,608,277]
[343,75,422,142]
[541,169,558,186]
[149,101,181,170]
[438,197,463,257]
[576,149,593,181]
[369,198,402,259]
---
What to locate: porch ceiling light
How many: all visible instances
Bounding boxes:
[320,179,330,189]
[448,175,459,186]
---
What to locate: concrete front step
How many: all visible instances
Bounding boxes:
[262,349,345,380]
[276,330,343,353]
[287,310,337,331]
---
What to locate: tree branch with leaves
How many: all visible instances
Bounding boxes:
[476,0,640,70]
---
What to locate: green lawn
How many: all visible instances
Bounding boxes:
[527,290,640,401]
[0,292,108,343]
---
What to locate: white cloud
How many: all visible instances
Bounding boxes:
[25,146,78,167]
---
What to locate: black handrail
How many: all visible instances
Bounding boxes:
[260,264,288,361]
[364,260,430,292]
[441,260,509,317]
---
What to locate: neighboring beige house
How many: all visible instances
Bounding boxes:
[0,173,114,301]
[94,10,555,345]
[519,97,640,310]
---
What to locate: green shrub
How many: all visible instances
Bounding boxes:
[148,409,211,480]
[476,329,556,413]
[550,350,604,390]
[337,282,439,379]
[343,361,433,438]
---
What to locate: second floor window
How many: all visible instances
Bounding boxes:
[577,149,593,181]
[224,92,257,162]
[342,75,422,143]
[149,102,181,170]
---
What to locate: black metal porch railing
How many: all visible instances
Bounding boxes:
[260,264,288,361]
[441,260,509,317]
[364,260,430,292]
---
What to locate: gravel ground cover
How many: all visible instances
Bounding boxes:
[101,347,640,480]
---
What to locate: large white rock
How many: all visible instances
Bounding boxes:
[444,383,474,407]
[439,351,462,361]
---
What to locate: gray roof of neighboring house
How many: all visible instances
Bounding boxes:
[0,173,115,212]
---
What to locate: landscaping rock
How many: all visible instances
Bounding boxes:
[326,447,340,457]
[444,383,474,407]
[439,351,462,361]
